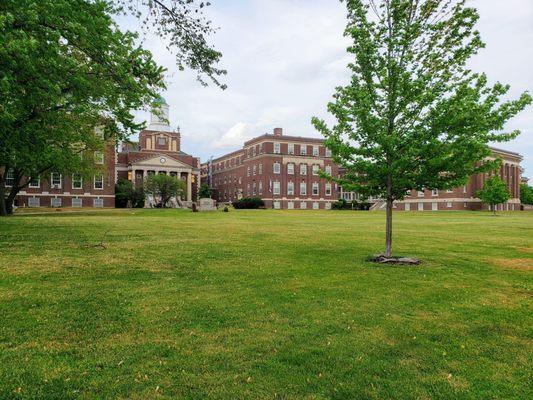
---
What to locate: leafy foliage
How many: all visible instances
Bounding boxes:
[476,176,510,214]
[332,199,371,210]
[144,174,185,207]
[0,0,165,215]
[199,183,212,199]
[519,183,533,205]
[115,178,145,208]
[114,0,226,88]
[232,197,265,209]
[312,0,531,256]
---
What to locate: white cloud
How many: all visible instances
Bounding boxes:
[119,0,533,176]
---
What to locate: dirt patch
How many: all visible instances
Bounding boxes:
[493,258,533,271]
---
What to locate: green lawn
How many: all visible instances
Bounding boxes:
[0,210,531,399]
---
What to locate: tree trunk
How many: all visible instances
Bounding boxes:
[0,181,7,216]
[385,198,393,257]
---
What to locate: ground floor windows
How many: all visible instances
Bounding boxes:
[313,202,319,210]
[447,202,453,208]
[93,198,104,208]
[72,198,83,208]
[405,203,410,211]
[273,201,281,209]
[28,197,40,207]
[432,202,438,211]
[418,202,424,211]
[300,201,307,209]
[325,202,332,210]
[51,198,62,208]
[288,201,294,209]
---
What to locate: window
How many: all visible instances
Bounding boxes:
[300,145,307,155]
[273,162,281,174]
[27,176,40,188]
[253,165,256,175]
[94,174,104,189]
[300,182,307,195]
[313,202,319,209]
[446,189,453,193]
[405,203,410,211]
[51,173,62,188]
[288,143,294,155]
[447,202,453,208]
[313,146,319,156]
[259,181,263,193]
[287,163,294,175]
[417,188,425,197]
[72,198,82,208]
[94,151,104,164]
[325,183,332,196]
[287,181,294,195]
[247,167,251,177]
[252,146,256,156]
[300,201,307,209]
[431,189,438,196]
[51,198,62,208]
[312,165,319,175]
[273,181,281,195]
[325,148,332,157]
[432,202,438,211]
[418,202,424,211]
[5,169,15,187]
[312,182,319,195]
[259,164,263,174]
[288,201,294,209]
[325,165,332,175]
[71,174,82,189]
[463,185,467,194]
[93,198,104,208]
[28,197,40,207]
[273,201,281,209]
[274,142,281,154]
[300,164,307,175]
[158,137,166,146]
[252,182,257,195]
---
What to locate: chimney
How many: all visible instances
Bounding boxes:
[273,127,283,136]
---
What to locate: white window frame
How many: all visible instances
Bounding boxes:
[300,201,307,209]
[325,165,332,175]
[28,197,40,207]
[51,198,62,208]
[29,176,40,188]
[431,189,438,196]
[325,183,332,196]
[273,162,281,174]
[417,188,425,197]
[313,146,319,156]
[273,181,281,195]
[405,203,410,211]
[313,202,319,209]
[288,143,294,155]
[312,165,319,175]
[312,182,319,196]
[258,181,263,193]
[300,182,307,196]
[325,148,332,157]
[94,174,104,190]
[5,169,15,187]
[94,151,104,164]
[287,163,294,175]
[447,202,453,208]
[288,201,294,210]
[72,174,83,189]
[72,198,83,208]
[274,142,281,154]
[273,201,281,209]
[259,164,263,174]
[51,172,62,189]
[287,181,294,195]
[300,145,307,156]
[158,137,166,146]
[300,164,307,175]
[93,198,104,208]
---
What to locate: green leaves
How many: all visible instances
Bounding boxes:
[477,175,511,212]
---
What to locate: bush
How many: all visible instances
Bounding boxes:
[232,197,265,209]
[115,179,145,208]
[223,206,229,212]
[331,198,371,210]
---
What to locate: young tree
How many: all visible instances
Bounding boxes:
[0,0,165,216]
[477,176,510,215]
[520,183,533,206]
[312,0,531,258]
[198,183,212,199]
[144,174,186,207]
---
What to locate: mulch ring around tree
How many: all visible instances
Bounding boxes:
[368,254,422,265]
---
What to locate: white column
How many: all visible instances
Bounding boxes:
[187,172,192,201]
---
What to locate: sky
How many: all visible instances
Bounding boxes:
[119,0,533,176]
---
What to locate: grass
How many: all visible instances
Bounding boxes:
[0,209,531,399]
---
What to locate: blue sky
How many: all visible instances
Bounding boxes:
[119,0,533,177]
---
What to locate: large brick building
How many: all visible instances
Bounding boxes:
[204,128,340,209]
[12,98,200,209]
[204,129,524,211]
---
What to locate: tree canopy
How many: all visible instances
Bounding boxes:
[477,176,511,214]
[144,174,186,207]
[519,183,533,206]
[312,0,531,257]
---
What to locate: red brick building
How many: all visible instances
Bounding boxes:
[204,129,524,211]
[13,98,200,209]
[203,128,340,209]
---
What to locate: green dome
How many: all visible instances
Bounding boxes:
[153,95,167,105]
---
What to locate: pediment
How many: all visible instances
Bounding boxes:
[133,154,191,169]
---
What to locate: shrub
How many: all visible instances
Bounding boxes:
[115,179,145,208]
[223,206,229,212]
[232,197,265,209]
